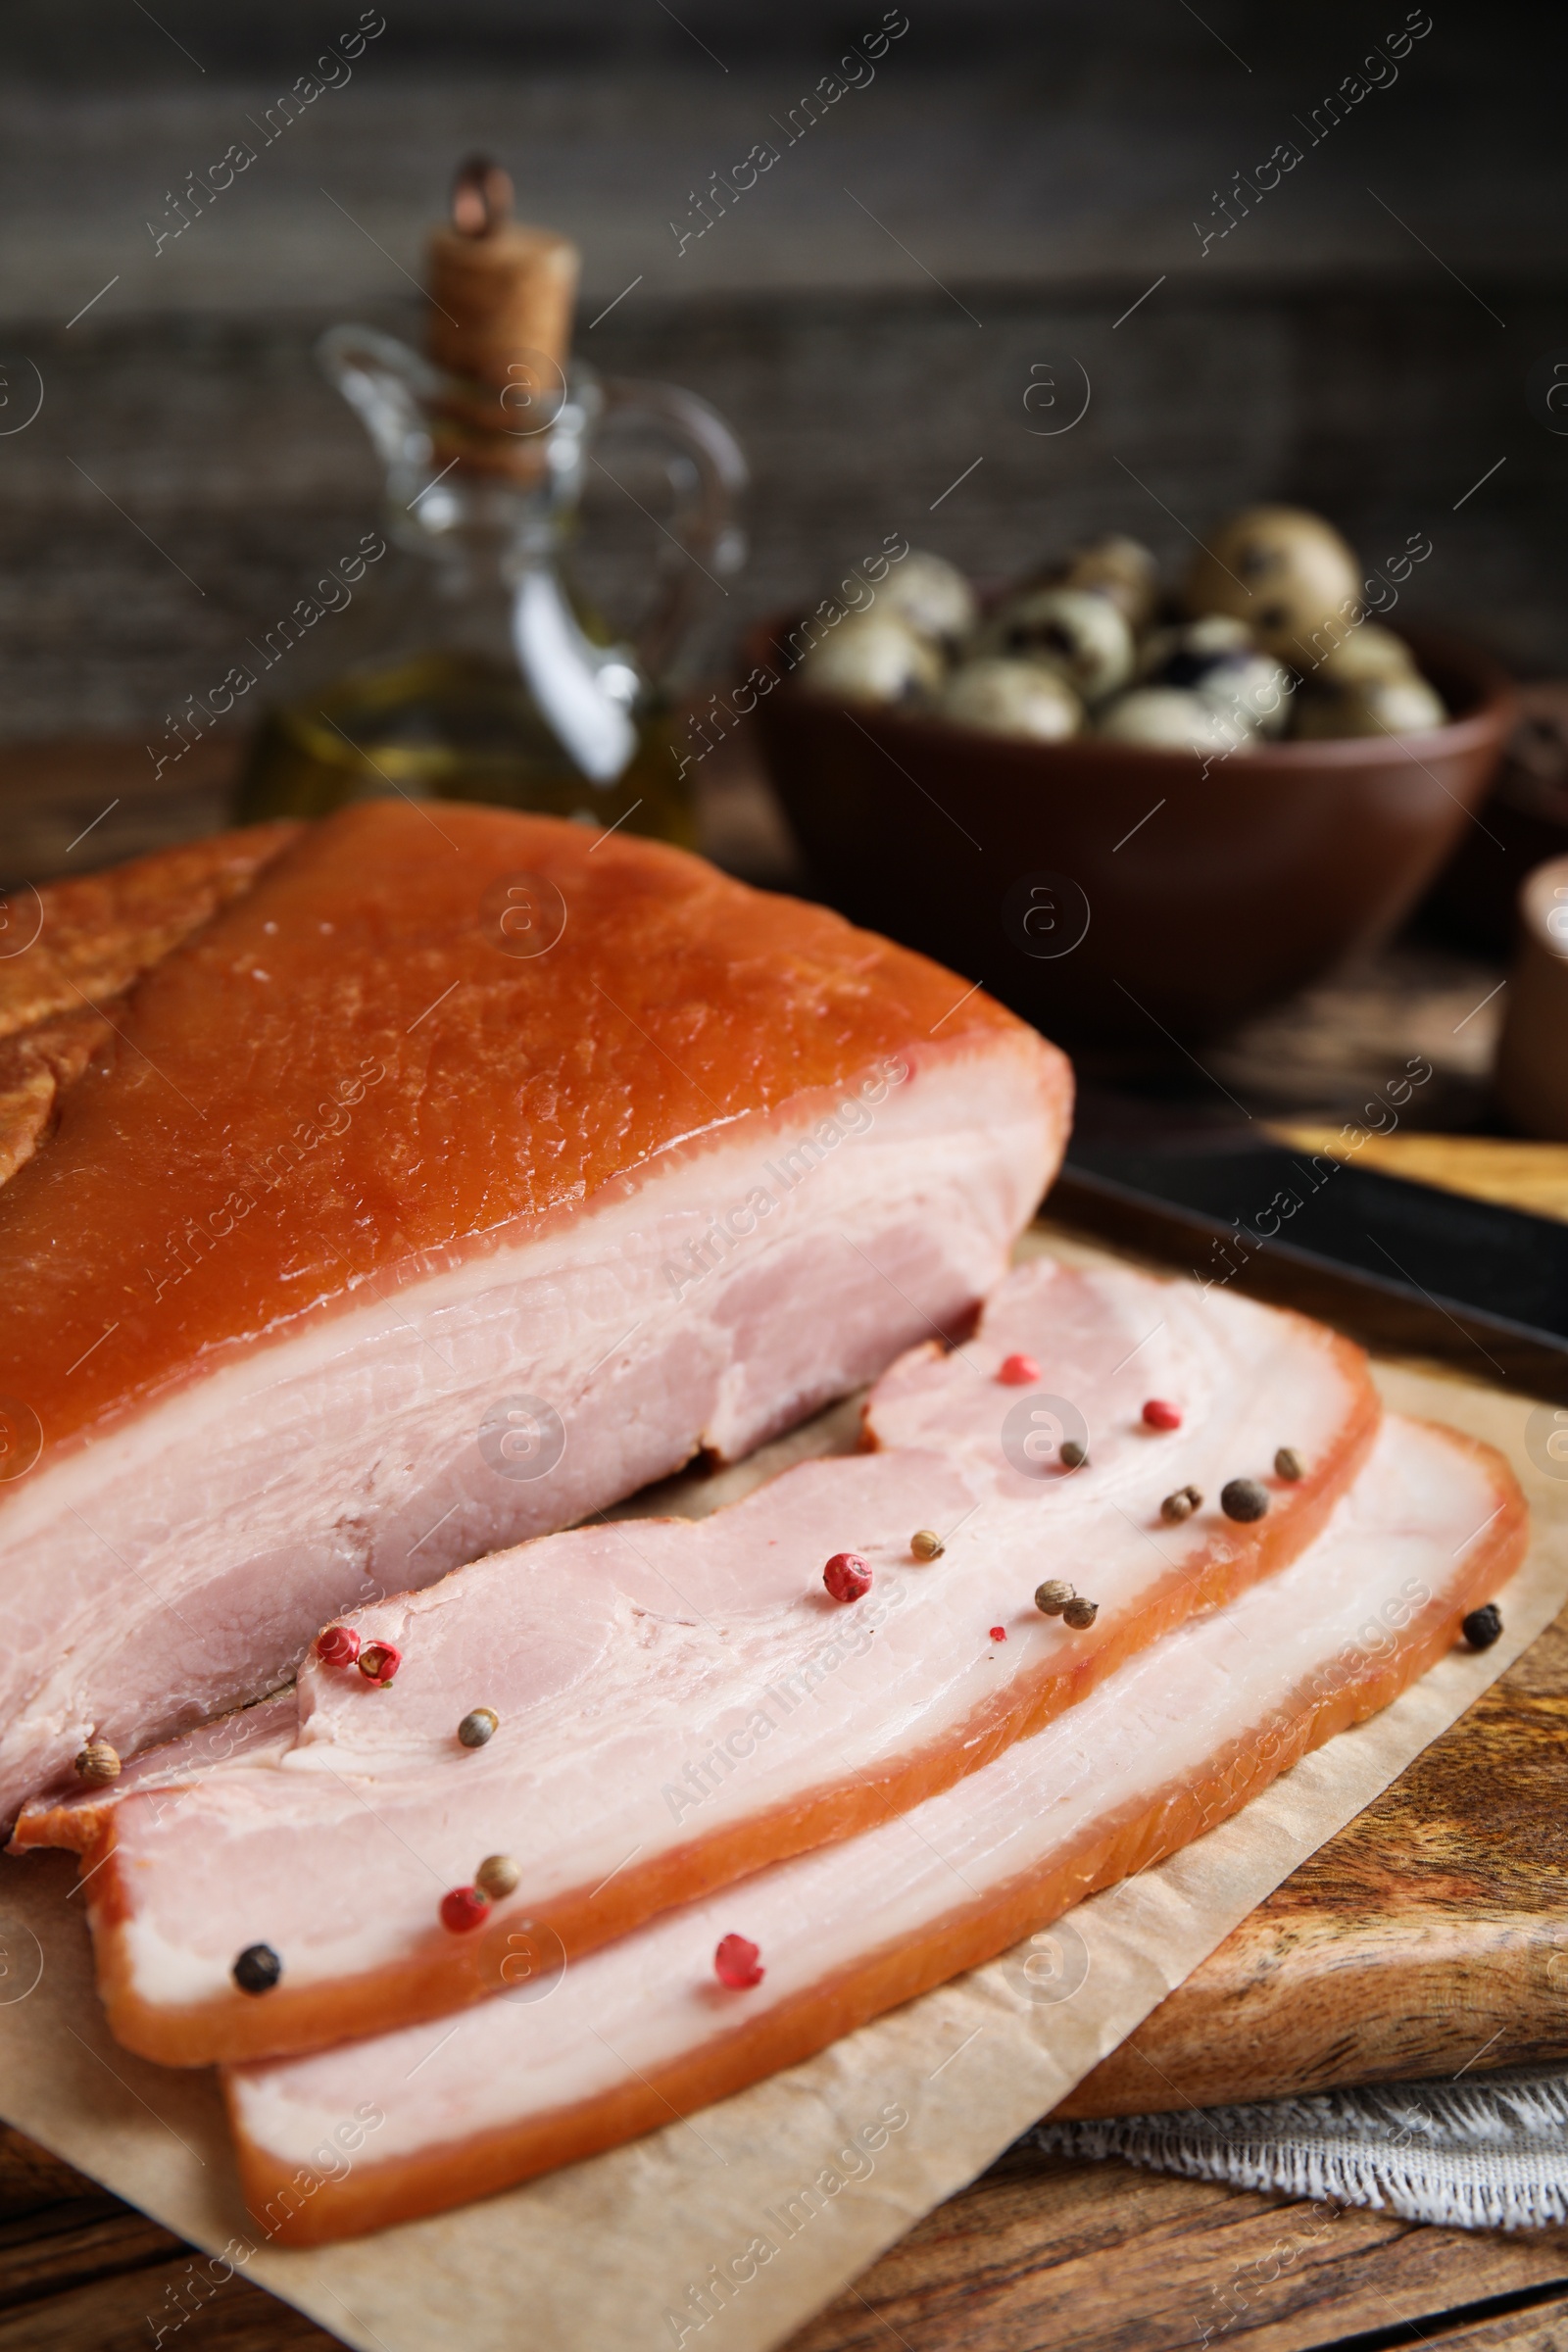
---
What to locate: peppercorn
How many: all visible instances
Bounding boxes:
[232,1943,282,1994]
[1062,1596,1100,1630]
[998,1352,1041,1386]
[1274,1447,1305,1482]
[74,1740,121,1787]
[910,1529,945,1561]
[1160,1486,1202,1524]
[358,1641,402,1685]
[823,1552,872,1602]
[1143,1399,1182,1430]
[475,1853,520,1899]
[1035,1578,1074,1616]
[317,1624,361,1668]
[1220,1478,1270,1523]
[714,1933,764,1988]
[1461,1602,1503,1651]
[989,1625,1006,1643]
[440,1886,491,1934]
[1059,1439,1089,1470]
[458,1708,499,1748]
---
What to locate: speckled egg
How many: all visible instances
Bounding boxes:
[1308,621,1423,688]
[797,612,945,705]
[1058,534,1160,632]
[877,551,978,645]
[977,586,1134,703]
[1293,673,1448,740]
[937,659,1083,741]
[1096,686,1256,755]
[1183,506,1363,664]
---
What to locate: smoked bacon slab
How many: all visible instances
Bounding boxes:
[0,804,1066,1821]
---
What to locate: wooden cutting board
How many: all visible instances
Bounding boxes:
[1060,1589,1568,2118]
[1050,1130,1568,2119]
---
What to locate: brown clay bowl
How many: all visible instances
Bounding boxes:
[745,620,1514,1050]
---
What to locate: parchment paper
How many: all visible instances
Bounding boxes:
[3,1231,1565,2352]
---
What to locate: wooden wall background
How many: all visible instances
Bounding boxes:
[0,0,1559,743]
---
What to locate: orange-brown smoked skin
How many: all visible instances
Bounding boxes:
[87,1330,1379,2067]
[233,1428,1527,2247]
[0,823,299,1186]
[0,804,1060,1467]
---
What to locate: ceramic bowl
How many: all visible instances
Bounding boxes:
[746,620,1514,1048]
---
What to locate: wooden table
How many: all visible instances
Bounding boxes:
[5,745,1568,2351]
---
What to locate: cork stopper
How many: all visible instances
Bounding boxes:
[424,157,581,479]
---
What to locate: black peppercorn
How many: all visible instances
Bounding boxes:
[1461,1603,1502,1651]
[1220,1478,1270,1523]
[232,1943,282,1995]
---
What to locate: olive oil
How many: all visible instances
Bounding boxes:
[237,652,693,843]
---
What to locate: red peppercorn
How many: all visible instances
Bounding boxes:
[989,1626,1006,1642]
[1143,1399,1182,1430]
[998,1352,1041,1386]
[823,1552,872,1603]
[317,1623,361,1668]
[714,1933,764,1988]
[440,1886,490,1935]
[358,1641,402,1685]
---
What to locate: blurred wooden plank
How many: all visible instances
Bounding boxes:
[0,736,241,890]
[0,2257,342,2350]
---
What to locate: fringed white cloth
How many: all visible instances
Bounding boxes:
[1032,2065,1568,2231]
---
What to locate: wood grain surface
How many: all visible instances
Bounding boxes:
[782,2141,1568,2352]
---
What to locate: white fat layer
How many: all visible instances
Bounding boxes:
[0,1041,1054,1816]
[107,1259,1361,2008]
[229,1412,1501,2168]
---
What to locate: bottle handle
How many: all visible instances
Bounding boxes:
[317,324,439,495]
[594,379,749,684]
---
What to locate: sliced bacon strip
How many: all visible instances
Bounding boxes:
[222,1410,1526,2245]
[18,1260,1379,2067]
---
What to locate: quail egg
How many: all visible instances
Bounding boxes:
[976,586,1134,703]
[1200,654,1294,738]
[1135,618,1291,737]
[1183,505,1363,665]
[1308,621,1422,688]
[1096,686,1256,755]
[1136,614,1255,679]
[1057,534,1160,632]
[1292,673,1448,740]
[797,611,944,705]
[937,659,1082,742]
[877,550,978,646]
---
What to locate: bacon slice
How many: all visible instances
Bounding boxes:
[222,1411,1526,2245]
[20,1260,1379,2067]
[0,804,1066,1822]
